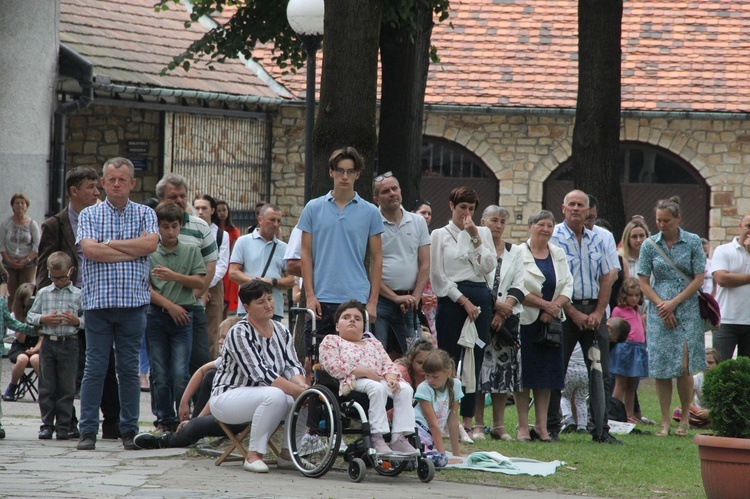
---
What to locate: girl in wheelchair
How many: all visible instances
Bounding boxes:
[414,349,465,465]
[319,300,419,456]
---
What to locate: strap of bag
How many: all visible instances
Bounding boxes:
[644,238,701,297]
[260,242,277,278]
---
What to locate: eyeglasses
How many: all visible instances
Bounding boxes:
[48,270,71,282]
[373,171,394,183]
[332,167,358,177]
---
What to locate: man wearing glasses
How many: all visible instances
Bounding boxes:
[297,147,384,357]
[372,172,430,356]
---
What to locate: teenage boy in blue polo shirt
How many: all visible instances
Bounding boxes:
[147,203,206,433]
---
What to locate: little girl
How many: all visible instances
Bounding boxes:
[414,349,464,466]
[394,338,434,390]
[319,300,419,456]
[610,278,649,423]
[673,347,720,428]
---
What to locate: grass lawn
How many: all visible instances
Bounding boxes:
[433,378,708,498]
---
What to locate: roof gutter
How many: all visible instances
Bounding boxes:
[91,81,287,106]
[51,44,95,214]
[423,103,750,121]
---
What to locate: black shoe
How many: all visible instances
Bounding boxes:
[77,432,97,450]
[38,428,54,440]
[593,431,623,445]
[529,427,553,442]
[56,429,70,440]
[68,427,80,439]
[122,433,137,450]
[0,425,5,439]
[2,384,18,402]
[102,422,121,440]
[133,432,169,450]
[549,432,560,442]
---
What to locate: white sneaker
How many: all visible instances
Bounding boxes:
[298,434,326,456]
[459,426,474,444]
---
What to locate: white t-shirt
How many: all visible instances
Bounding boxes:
[712,238,750,324]
[414,378,463,432]
[693,371,705,409]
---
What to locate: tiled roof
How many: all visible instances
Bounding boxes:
[255,0,750,113]
[60,0,285,99]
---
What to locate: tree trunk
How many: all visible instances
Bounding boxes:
[312,0,384,201]
[572,0,625,238]
[377,1,434,209]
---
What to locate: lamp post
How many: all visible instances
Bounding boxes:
[286,0,324,203]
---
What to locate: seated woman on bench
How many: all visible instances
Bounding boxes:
[319,300,418,456]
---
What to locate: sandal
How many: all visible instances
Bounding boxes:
[490,425,514,441]
[675,422,689,437]
[471,425,486,441]
[655,426,671,437]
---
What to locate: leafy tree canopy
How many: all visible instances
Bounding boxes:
[155,0,449,74]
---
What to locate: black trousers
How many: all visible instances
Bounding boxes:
[39,337,78,431]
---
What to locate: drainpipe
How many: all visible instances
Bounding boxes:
[51,44,94,214]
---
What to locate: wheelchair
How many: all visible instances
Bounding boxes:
[285,308,435,483]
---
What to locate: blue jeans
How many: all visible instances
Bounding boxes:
[146,306,193,427]
[189,305,210,376]
[80,306,146,437]
[373,296,418,354]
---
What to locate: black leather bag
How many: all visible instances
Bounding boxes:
[534,318,563,347]
[494,314,520,348]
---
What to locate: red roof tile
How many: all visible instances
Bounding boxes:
[60,0,285,99]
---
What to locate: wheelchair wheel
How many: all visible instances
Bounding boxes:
[371,455,409,477]
[348,457,367,482]
[287,385,342,478]
[417,457,435,483]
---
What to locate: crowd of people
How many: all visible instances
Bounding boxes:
[1,147,747,473]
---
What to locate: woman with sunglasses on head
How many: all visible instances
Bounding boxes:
[430,187,496,443]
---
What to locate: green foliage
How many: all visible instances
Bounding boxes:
[703,357,750,438]
[155,0,451,73]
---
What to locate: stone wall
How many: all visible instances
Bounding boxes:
[423,111,750,247]
[65,104,162,203]
[270,105,307,238]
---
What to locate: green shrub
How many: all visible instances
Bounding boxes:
[703,357,750,438]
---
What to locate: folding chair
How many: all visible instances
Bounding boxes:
[14,368,38,402]
[214,421,282,467]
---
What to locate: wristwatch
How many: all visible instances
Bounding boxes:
[272,278,278,287]
[470,235,480,244]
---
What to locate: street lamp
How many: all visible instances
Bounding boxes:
[286,0,324,203]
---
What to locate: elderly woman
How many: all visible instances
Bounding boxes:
[514,210,573,442]
[0,193,40,300]
[475,205,526,441]
[210,280,308,473]
[637,196,705,438]
[430,187,496,442]
[620,220,650,279]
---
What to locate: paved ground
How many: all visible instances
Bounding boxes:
[0,351,595,499]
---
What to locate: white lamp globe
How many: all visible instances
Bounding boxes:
[286,0,325,36]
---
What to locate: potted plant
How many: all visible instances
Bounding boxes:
[694,356,750,499]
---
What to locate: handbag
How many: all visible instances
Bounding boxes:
[644,239,721,329]
[494,313,519,348]
[534,318,563,347]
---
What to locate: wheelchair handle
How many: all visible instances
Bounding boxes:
[289,307,316,332]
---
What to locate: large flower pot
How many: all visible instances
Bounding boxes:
[694,433,750,499]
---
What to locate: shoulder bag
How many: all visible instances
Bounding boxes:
[644,239,720,329]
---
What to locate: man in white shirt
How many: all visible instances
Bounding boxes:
[711,214,750,361]
[193,195,229,359]
[371,173,430,355]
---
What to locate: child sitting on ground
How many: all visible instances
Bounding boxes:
[673,347,720,428]
[319,300,419,456]
[610,278,649,423]
[560,343,588,433]
[414,349,464,466]
[27,252,84,440]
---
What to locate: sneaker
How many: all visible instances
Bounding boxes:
[39,428,54,440]
[640,416,657,426]
[122,433,137,450]
[560,420,576,434]
[298,434,326,456]
[389,434,419,456]
[459,426,474,444]
[77,432,97,450]
[371,433,393,455]
[133,432,167,450]
[2,383,18,402]
[243,459,269,473]
[56,429,70,440]
[68,427,80,439]
[593,431,623,445]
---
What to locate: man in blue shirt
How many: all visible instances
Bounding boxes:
[298,147,383,360]
[76,157,160,451]
[550,189,618,444]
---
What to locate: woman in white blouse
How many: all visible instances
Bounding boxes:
[210,280,308,473]
[430,187,496,438]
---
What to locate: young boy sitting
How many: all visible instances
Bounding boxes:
[147,203,206,433]
[27,252,84,440]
